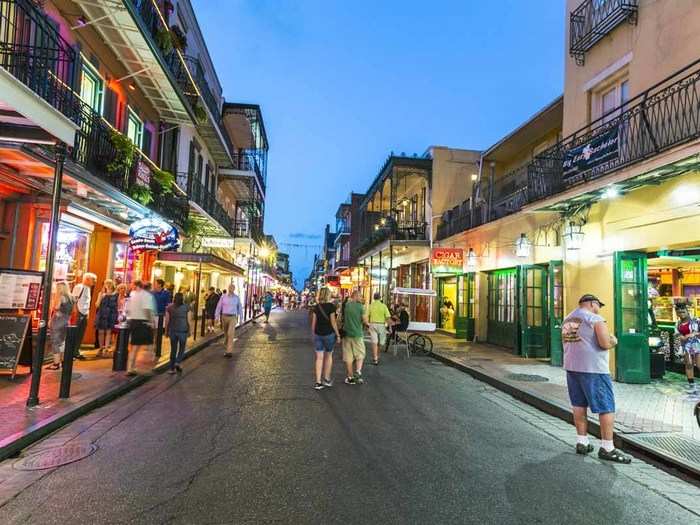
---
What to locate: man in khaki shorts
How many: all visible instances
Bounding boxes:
[367,292,391,365]
[341,290,368,384]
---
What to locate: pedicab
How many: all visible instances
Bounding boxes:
[388,287,437,355]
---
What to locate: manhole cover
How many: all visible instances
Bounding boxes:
[505,373,549,382]
[14,443,97,471]
[632,434,700,466]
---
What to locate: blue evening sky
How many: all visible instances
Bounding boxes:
[193,0,565,287]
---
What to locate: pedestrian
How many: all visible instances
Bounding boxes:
[367,292,391,365]
[46,282,74,370]
[310,287,341,390]
[165,292,190,374]
[562,294,630,463]
[675,304,700,396]
[116,283,128,322]
[71,272,96,360]
[263,291,273,323]
[126,280,156,376]
[204,287,219,333]
[341,290,368,385]
[215,284,242,357]
[152,278,172,316]
[95,279,118,357]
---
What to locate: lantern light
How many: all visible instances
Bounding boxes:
[466,248,477,269]
[515,233,531,258]
[563,221,585,250]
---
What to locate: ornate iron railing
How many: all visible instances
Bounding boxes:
[569,0,638,65]
[232,151,266,191]
[176,171,234,235]
[0,0,82,124]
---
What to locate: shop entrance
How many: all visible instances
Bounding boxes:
[458,272,476,340]
[487,269,518,350]
[438,276,458,333]
[518,265,548,358]
[549,261,564,366]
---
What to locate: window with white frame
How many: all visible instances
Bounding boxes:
[595,77,630,123]
[79,61,104,114]
[126,108,144,148]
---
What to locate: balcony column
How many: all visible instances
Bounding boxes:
[27,142,67,407]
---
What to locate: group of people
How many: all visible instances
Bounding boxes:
[46,274,239,376]
[309,289,410,390]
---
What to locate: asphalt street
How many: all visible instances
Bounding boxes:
[0,309,698,524]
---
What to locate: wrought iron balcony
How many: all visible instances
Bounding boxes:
[0,0,82,124]
[176,172,234,235]
[71,104,189,227]
[231,151,266,192]
[354,220,428,257]
[438,59,700,240]
[569,0,638,65]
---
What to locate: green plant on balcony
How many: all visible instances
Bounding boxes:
[155,26,173,55]
[193,101,207,125]
[152,168,175,194]
[107,130,137,175]
[170,25,187,51]
[129,183,154,206]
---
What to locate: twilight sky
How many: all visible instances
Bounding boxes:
[193,0,565,287]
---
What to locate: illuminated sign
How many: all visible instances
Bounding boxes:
[431,247,463,274]
[201,237,235,248]
[339,275,353,286]
[129,218,179,252]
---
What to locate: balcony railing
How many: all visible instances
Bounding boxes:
[0,0,82,124]
[232,151,266,191]
[354,220,428,257]
[437,59,700,241]
[176,172,234,235]
[72,104,189,227]
[569,0,638,65]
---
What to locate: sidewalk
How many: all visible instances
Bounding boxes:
[0,317,259,461]
[429,333,700,477]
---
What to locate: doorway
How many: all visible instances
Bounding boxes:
[438,276,458,333]
[518,265,548,358]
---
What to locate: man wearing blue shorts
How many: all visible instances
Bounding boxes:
[562,294,631,464]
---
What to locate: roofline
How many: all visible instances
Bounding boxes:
[482,95,563,159]
[222,102,269,149]
[360,155,432,210]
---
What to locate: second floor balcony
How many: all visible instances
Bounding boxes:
[176,172,234,236]
[569,0,639,65]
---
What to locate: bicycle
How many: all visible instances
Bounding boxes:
[407,333,433,355]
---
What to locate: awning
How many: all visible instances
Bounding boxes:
[156,252,245,276]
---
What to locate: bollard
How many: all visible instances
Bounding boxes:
[201,309,206,337]
[155,314,164,358]
[112,325,130,371]
[59,326,77,398]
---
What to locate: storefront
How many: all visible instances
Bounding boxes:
[432,248,476,340]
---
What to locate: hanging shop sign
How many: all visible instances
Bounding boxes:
[129,218,179,252]
[201,237,235,249]
[0,270,43,310]
[135,160,151,186]
[339,275,353,287]
[563,126,619,179]
[431,248,464,274]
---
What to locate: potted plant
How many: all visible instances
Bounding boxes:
[129,183,154,206]
[152,168,176,194]
[193,101,207,125]
[170,25,187,51]
[155,26,173,55]
[107,130,137,175]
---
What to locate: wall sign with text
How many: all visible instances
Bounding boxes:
[129,218,179,252]
[431,248,464,274]
[563,126,620,179]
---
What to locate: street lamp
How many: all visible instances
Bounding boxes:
[515,233,531,258]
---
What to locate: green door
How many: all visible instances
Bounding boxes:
[518,265,549,358]
[487,269,518,350]
[549,261,564,366]
[464,273,476,341]
[614,252,650,383]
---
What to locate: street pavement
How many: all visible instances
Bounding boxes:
[0,310,699,524]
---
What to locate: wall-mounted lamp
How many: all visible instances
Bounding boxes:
[515,233,531,258]
[470,174,478,182]
[601,186,619,199]
[563,222,585,250]
[466,247,477,269]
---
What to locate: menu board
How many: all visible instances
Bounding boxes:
[0,314,31,376]
[0,270,44,310]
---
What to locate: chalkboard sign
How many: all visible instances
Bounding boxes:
[0,315,31,378]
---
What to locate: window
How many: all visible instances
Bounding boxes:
[126,109,143,148]
[595,76,630,123]
[80,61,103,114]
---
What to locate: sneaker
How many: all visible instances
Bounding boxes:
[168,369,177,375]
[313,382,325,390]
[353,372,364,384]
[344,377,357,385]
[575,443,594,455]
[175,365,183,374]
[322,378,333,388]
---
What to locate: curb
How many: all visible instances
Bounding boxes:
[0,316,259,462]
[430,351,700,480]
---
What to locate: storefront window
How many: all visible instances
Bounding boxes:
[38,223,89,284]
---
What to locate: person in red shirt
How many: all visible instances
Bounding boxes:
[675,305,700,396]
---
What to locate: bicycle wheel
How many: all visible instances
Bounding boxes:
[411,334,429,354]
[421,334,433,354]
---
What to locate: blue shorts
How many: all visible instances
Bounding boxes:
[566,371,615,414]
[313,334,336,353]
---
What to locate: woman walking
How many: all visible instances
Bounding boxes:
[263,291,273,323]
[204,287,219,333]
[95,279,118,357]
[46,282,74,370]
[165,292,190,374]
[310,287,341,390]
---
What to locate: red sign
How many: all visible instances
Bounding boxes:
[431,248,464,274]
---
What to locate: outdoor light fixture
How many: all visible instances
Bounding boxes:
[515,233,531,258]
[153,267,163,278]
[471,173,478,182]
[466,247,477,269]
[563,221,585,250]
[380,218,387,226]
[601,186,619,199]
[259,246,270,258]
[128,81,136,91]
[374,224,380,231]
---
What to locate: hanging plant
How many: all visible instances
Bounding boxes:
[193,101,207,125]
[155,26,173,55]
[170,25,187,51]
[152,168,175,194]
[107,130,137,174]
[129,183,154,205]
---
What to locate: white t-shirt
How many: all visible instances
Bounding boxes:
[72,283,91,316]
[562,307,610,374]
